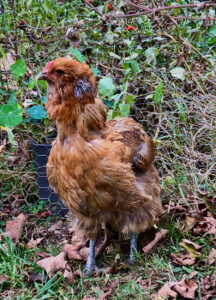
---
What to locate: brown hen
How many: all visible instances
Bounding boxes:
[38,57,162,275]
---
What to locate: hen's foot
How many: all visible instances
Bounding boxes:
[127,233,137,265]
[83,239,105,276]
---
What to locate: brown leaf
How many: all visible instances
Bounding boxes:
[27,237,44,249]
[62,243,83,260]
[73,268,83,278]
[26,271,45,283]
[0,145,6,153]
[82,296,96,300]
[185,216,197,230]
[201,272,216,300]
[194,217,216,235]
[98,289,112,300]
[0,274,9,285]
[171,253,195,266]
[179,239,202,258]
[36,252,67,278]
[143,229,168,253]
[64,268,74,285]
[173,278,198,299]
[4,213,27,242]
[208,248,216,265]
[155,282,177,299]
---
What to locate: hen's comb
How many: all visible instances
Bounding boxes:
[42,60,54,72]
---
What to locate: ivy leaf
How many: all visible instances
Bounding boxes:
[153,81,163,105]
[27,105,47,120]
[7,127,17,146]
[119,103,130,117]
[125,94,134,104]
[170,67,185,80]
[98,77,115,97]
[208,26,216,37]
[28,78,37,90]
[91,67,99,76]
[110,93,123,109]
[41,96,47,104]
[69,46,85,62]
[145,47,158,64]
[0,102,23,127]
[10,59,26,79]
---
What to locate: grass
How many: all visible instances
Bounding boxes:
[1,0,216,299]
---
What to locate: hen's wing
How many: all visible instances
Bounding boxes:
[102,117,155,171]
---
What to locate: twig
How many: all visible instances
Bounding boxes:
[115,3,216,19]
[124,0,152,11]
[83,0,104,17]
[173,16,216,21]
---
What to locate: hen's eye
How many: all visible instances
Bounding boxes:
[56,69,65,75]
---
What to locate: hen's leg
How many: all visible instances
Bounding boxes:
[128,233,137,264]
[84,239,98,276]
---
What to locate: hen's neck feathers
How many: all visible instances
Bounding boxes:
[47,92,107,141]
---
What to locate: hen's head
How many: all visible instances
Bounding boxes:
[38,58,98,122]
[38,57,97,103]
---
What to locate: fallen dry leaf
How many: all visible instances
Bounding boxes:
[143,229,168,253]
[185,215,198,230]
[194,217,216,235]
[201,272,216,300]
[64,268,74,285]
[62,243,85,260]
[82,296,96,300]
[27,237,44,249]
[171,253,195,266]
[37,252,68,278]
[0,145,6,153]
[179,239,202,258]
[82,288,112,300]
[26,271,45,283]
[4,213,27,242]
[0,274,9,285]
[155,282,177,300]
[73,268,83,278]
[173,278,198,299]
[208,248,216,265]
[155,273,198,300]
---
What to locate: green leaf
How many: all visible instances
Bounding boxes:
[41,96,47,104]
[10,59,26,79]
[8,91,16,104]
[208,26,216,37]
[125,94,134,104]
[28,78,37,90]
[110,93,123,109]
[153,81,163,105]
[170,67,185,80]
[98,77,115,97]
[109,52,122,60]
[145,47,158,64]
[91,67,99,76]
[7,127,17,146]
[0,102,23,127]
[27,105,47,120]
[119,103,130,117]
[69,46,85,62]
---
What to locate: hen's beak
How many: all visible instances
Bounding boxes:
[36,71,48,81]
